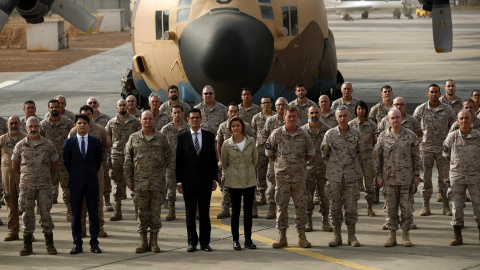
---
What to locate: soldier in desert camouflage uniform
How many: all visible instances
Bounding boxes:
[331,82,359,117]
[443,110,480,246]
[125,111,172,253]
[238,87,261,124]
[301,106,332,233]
[288,83,318,126]
[12,116,58,256]
[369,85,393,125]
[413,84,456,216]
[251,96,276,206]
[40,99,74,221]
[0,116,8,210]
[440,79,463,115]
[20,101,43,134]
[159,85,190,122]
[375,108,421,248]
[318,95,338,128]
[266,106,314,249]
[449,99,480,133]
[44,95,75,122]
[148,94,170,131]
[106,99,141,221]
[194,85,228,135]
[321,105,364,248]
[160,105,190,221]
[126,95,142,119]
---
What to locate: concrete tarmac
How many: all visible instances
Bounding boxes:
[0,11,479,270]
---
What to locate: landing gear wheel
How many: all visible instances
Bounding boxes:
[361,11,369,19]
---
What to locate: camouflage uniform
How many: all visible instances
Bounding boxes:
[369,103,391,125]
[129,109,143,119]
[105,115,141,207]
[159,100,190,121]
[92,111,111,198]
[301,123,331,216]
[331,97,360,118]
[124,131,172,232]
[262,115,285,204]
[443,129,480,227]
[449,117,480,133]
[440,95,463,115]
[0,117,7,207]
[251,111,276,192]
[321,126,364,226]
[265,125,314,229]
[378,113,423,138]
[239,103,262,124]
[1,132,27,236]
[93,112,110,128]
[44,110,75,122]
[160,121,190,209]
[320,111,338,128]
[194,101,228,135]
[374,128,421,230]
[413,102,456,200]
[348,118,377,201]
[69,123,111,234]
[12,136,58,234]
[153,111,171,132]
[40,117,74,216]
[288,99,318,126]
[20,116,43,134]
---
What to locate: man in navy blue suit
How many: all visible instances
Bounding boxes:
[63,114,103,254]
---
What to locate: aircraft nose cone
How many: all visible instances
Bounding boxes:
[179,11,274,102]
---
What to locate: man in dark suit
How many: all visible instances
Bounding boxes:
[63,114,103,254]
[176,108,218,252]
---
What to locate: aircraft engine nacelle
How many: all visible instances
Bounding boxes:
[15,0,53,24]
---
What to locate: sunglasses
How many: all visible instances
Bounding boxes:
[203,92,214,96]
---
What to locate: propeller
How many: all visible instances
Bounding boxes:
[0,0,21,31]
[49,0,98,34]
[431,0,452,52]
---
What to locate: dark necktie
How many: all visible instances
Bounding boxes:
[81,136,86,159]
[194,132,200,156]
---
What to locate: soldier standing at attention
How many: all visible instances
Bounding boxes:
[331,82,359,117]
[40,99,74,221]
[1,116,27,241]
[20,100,42,134]
[318,95,338,128]
[238,87,261,124]
[148,94,170,132]
[12,117,59,256]
[125,111,172,253]
[194,85,228,135]
[413,84,456,216]
[440,79,463,115]
[266,106,314,249]
[443,110,480,246]
[126,95,142,118]
[375,108,421,247]
[106,99,141,221]
[288,83,318,126]
[321,105,364,247]
[160,105,190,221]
[86,97,112,211]
[301,106,332,232]
[159,85,191,121]
[44,95,75,122]
[251,96,276,206]
[369,85,393,125]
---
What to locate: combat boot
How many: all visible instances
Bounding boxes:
[44,232,57,255]
[104,195,113,211]
[297,228,312,248]
[402,230,413,247]
[98,228,108,238]
[367,200,376,217]
[450,225,463,246]
[252,201,258,218]
[257,190,266,206]
[442,198,452,216]
[314,196,320,205]
[135,232,148,253]
[321,213,333,232]
[411,223,417,229]
[373,185,380,205]
[381,222,388,230]
[384,230,396,247]
[305,214,313,232]
[435,193,442,202]
[328,226,342,247]
[419,197,431,216]
[19,233,33,256]
[272,229,287,248]
[4,232,19,241]
[166,205,176,221]
[110,201,123,221]
[150,231,160,252]
[216,207,230,219]
[347,224,360,247]
[266,203,276,219]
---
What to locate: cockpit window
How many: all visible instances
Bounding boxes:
[155,11,163,40]
[258,0,271,3]
[260,6,274,20]
[281,6,298,36]
[163,10,170,33]
[177,8,190,23]
[179,0,192,6]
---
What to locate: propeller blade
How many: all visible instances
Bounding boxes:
[0,0,21,32]
[50,0,98,34]
[432,0,452,53]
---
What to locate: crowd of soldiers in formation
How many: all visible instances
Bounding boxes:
[1,79,480,255]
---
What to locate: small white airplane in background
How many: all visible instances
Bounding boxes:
[326,0,421,20]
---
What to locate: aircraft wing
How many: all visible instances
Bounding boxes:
[325,4,374,12]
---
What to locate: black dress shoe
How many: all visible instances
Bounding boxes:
[200,245,212,252]
[187,245,197,252]
[244,240,257,249]
[70,245,83,254]
[91,244,102,253]
[233,241,241,250]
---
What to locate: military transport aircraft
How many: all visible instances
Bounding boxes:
[325,0,421,19]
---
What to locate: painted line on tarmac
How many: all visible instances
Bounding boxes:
[0,80,19,89]
[209,190,382,270]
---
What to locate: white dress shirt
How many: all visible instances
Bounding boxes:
[76,133,88,155]
[190,128,202,151]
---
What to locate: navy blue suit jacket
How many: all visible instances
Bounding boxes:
[63,135,103,191]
